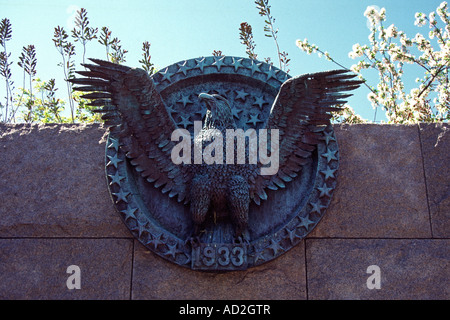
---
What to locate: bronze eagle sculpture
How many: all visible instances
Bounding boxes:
[70,58,362,242]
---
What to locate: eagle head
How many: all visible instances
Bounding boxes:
[199,93,235,129]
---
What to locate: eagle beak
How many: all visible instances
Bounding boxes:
[199,93,214,110]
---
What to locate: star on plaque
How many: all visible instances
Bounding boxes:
[176,60,190,76]
[322,149,338,163]
[286,228,300,244]
[177,94,193,107]
[166,104,177,115]
[310,201,326,215]
[323,130,336,145]
[107,137,119,151]
[194,57,206,72]
[212,56,226,71]
[265,65,279,81]
[320,165,337,181]
[160,67,174,83]
[231,57,244,71]
[250,60,263,75]
[268,238,283,255]
[164,243,178,258]
[298,215,315,231]
[108,171,125,186]
[149,233,164,250]
[235,89,249,101]
[177,115,192,129]
[112,189,130,203]
[231,107,243,119]
[252,96,267,109]
[121,205,137,221]
[246,113,263,126]
[317,184,333,198]
[107,154,122,168]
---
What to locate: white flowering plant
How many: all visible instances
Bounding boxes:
[297,2,450,123]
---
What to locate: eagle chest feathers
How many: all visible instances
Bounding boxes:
[192,126,253,225]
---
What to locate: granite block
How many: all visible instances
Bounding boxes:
[419,123,450,238]
[0,238,133,299]
[131,241,306,300]
[310,124,431,238]
[306,239,449,300]
[0,123,130,238]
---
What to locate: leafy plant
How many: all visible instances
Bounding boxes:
[254,0,290,72]
[53,26,76,122]
[71,8,98,64]
[0,18,14,122]
[212,50,224,57]
[139,41,155,75]
[110,37,127,64]
[98,26,114,61]
[17,45,37,122]
[239,22,258,60]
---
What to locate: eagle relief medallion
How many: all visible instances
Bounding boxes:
[71,56,362,271]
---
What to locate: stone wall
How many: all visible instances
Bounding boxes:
[0,123,448,300]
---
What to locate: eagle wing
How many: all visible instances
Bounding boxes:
[71,58,191,203]
[248,69,363,204]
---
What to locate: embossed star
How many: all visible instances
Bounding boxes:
[278,72,289,82]
[298,215,315,231]
[253,96,267,109]
[231,57,244,71]
[320,165,337,181]
[112,189,129,203]
[323,130,336,145]
[194,57,206,72]
[212,56,226,71]
[166,104,177,115]
[108,171,125,186]
[149,233,164,250]
[177,115,192,129]
[135,221,149,238]
[246,113,263,126]
[317,183,333,198]
[253,249,265,263]
[310,201,326,215]
[107,154,122,168]
[176,60,190,76]
[177,94,193,107]
[250,60,263,75]
[231,107,243,119]
[160,67,173,83]
[214,88,229,97]
[235,89,249,101]
[286,227,300,244]
[321,149,338,163]
[164,243,178,258]
[268,238,283,255]
[265,65,279,81]
[121,205,137,221]
[107,138,119,151]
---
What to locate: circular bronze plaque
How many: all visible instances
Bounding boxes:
[104,56,338,270]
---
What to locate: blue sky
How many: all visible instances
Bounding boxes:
[0,0,445,122]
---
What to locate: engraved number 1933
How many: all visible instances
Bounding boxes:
[192,244,247,270]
